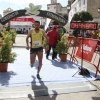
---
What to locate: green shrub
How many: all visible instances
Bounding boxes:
[55,35,69,54]
[0,30,17,63]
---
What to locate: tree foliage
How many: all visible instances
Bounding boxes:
[52,20,59,25]
[72,11,93,22]
[62,14,68,20]
[52,13,68,25]
[0,29,17,63]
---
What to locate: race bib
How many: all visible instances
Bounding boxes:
[33,41,41,47]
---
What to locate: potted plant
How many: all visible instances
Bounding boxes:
[0,30,17,72]
[2,28,17,43]
[55,35,69,62]
[9,29,17,43]
[0,38,2,47]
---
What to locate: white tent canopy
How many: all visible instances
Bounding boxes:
[10,21,32,26]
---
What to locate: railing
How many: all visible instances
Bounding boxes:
[67,36,100,77]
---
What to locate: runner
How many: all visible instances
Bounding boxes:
[26,20,48,79]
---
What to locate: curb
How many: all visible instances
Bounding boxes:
[13,46,26,48]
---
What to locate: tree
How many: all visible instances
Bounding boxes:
[72,13,79,21]
[52,20,59,25]
[72,11,93,22]
[62,14,68,20]
[52,14,68,25]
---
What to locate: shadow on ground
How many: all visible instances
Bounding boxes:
[92,97,100,100]
[0,71,16,86]
[28,76,57,100]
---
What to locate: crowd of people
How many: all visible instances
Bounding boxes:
[16,27,30,34]
[72,29,100,40]
[72,29,100,47]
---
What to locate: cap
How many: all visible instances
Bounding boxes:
[53,25,58,29]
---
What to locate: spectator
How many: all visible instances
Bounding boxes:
[85,30,91,38]
[78,29,87,37]
[73,29,80,37]
[57,26,64,40]
[46,25,60,60]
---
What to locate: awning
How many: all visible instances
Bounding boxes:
[10,21,32,25]
[10,17,34,25]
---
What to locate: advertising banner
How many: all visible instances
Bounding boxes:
[68,36,73,43]
[11,18,34,23]
[76,39,98,62]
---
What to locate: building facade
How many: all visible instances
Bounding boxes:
[68,0,100,23]
[47,0,68,14]
[3,8,13,16]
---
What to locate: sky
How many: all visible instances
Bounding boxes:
[0,0,68,16]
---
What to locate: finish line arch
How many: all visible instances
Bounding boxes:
[0,3,67,26]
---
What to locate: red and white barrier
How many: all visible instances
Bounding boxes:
[67,36,100,77]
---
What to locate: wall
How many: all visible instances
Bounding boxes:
[71,0,87,13]
[69,0,100,22]
[47,5,57,13]
[87,0,100,21]
[3,8,13,16]
[60,7,68,14]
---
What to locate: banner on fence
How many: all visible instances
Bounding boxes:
[76,39,98,62]
[68,36,73,42]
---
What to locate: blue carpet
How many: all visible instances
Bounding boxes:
[0,48,100,87]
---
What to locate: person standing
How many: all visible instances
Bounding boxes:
[46,25,60,60]
[26,21,48,79]
[57,26,64,40]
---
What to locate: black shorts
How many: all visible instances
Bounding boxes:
[30,47,43,54]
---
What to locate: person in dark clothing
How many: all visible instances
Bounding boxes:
[46,25,60,60]
[85,30,91,38]
[73,29,80,37]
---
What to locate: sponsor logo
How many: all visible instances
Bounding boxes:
[46,12,66,24]
[81,44,92,52]
[25,3,41,15]
[1,11,19,22]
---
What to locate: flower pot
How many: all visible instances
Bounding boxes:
[60,54,67,62]
[0,63,8,72]
[13,39,15,43]
[0,42,2,47]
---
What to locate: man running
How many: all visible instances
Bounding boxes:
[26,20,48,79]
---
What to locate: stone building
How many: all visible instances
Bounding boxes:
[68,0,100,23]
[3,8,13,16]
[47,0,68,14]
[87,0,100,22]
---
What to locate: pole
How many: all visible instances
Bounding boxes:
[80,29,84,74]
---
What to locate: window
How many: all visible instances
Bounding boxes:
[79,0,81,7]
[83,0,85,5]
[74,7,77,12]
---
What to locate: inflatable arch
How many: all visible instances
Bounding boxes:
[0,3,67,27]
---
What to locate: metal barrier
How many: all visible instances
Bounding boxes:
[67,36,100,78]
